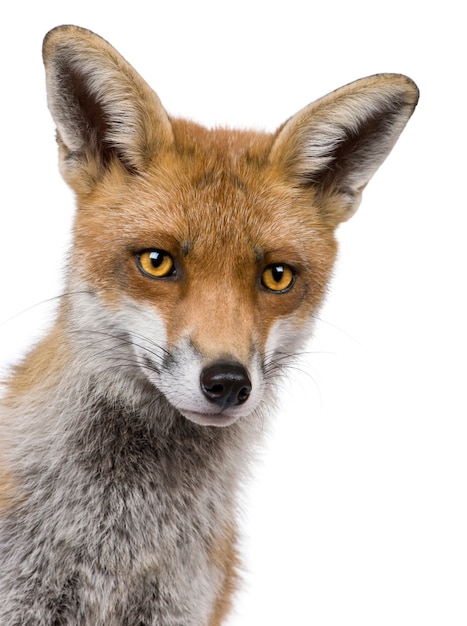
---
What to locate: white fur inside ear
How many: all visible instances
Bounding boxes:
[270,74,419,220]
[49,56,143,157]
[298,92,411,188]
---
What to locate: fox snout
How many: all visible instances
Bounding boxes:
[200,361,252,411]
[154,346,262,428]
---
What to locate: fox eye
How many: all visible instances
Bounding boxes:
[261,264,295,293]
[137,249,175,278]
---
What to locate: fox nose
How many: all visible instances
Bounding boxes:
[200,361,252,410]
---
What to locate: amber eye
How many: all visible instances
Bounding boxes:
[261,264,295,292]
[137,249,175,278]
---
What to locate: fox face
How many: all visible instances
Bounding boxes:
[64,124,337,426]
[43,26,418,428]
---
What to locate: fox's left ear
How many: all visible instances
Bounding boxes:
[269,74,419,223]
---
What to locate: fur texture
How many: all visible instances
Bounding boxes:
[0,25,418,625]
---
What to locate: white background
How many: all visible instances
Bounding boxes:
[1,2,465,624]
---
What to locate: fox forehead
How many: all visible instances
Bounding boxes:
[74,119,331,265]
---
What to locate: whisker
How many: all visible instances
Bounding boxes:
[128,330,172,356]
[262,349,324,408]
[68,328,170,366]
[103,362,157,375]
[310,313,365,348]
[0,289,100,328]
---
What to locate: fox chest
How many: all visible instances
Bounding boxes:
[0,422,234,625]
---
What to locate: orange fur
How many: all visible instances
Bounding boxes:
[0,463,16,512]
[208,523,241,626]
[3,321,70,400]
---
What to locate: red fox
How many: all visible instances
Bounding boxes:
[0,25,418,625]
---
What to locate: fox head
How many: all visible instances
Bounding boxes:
[42,26,418,427]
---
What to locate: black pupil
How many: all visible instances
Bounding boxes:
[150,251,164,267]
[272,265,284,282]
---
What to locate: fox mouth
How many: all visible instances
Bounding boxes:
[179,408,245,428]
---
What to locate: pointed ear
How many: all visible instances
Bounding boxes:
[42,25,174,188]
[269,74,419,223]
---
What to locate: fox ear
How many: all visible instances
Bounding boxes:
[269,74,419,223]
[42,26,174,187]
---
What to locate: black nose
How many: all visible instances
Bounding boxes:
[200,361,252,411]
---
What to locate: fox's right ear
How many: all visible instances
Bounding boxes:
[42,25,174,190]
[269,74,419,225]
